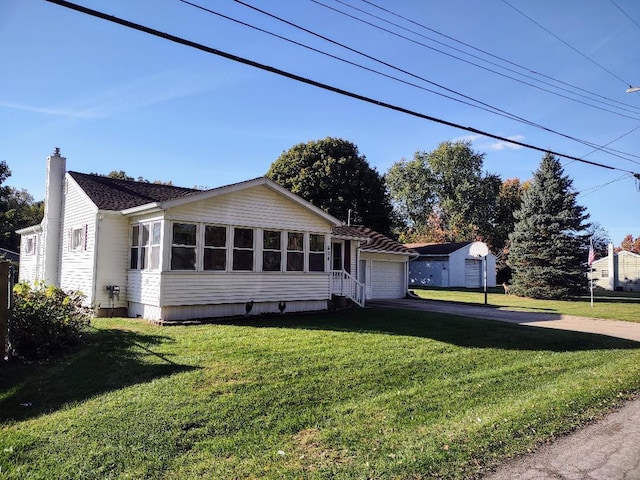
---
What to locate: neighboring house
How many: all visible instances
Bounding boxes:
[591,244,640,292]
[17,149,413,322]
[406,241,497,288]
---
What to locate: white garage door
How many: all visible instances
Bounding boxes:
[465,259,481,288]
[371,261,405,299]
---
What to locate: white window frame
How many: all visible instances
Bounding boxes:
[130,221,162,271]
[70,226,86,252]
[25,236,37,255]
[203,224,227,271]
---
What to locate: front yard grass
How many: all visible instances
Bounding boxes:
[2,308,640,479]
[410,287,640,322]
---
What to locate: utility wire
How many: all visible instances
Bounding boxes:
[44,0,640,179]
[318,0,640,118]
[183,0,638,160]
[577,173,632,198]
[359,0,639,110]
[608,0,640,33]
[500,0,632,87]
[178,0,540,124]
[232,0,640,161]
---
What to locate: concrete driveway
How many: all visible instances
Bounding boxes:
[368,297,640,479]
[368,298,640,342]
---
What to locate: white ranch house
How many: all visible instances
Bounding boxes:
[18,149,415,322]
[407,242,497,288]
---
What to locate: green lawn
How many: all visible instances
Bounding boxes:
[410,287,640,322]
[2,308,640,479]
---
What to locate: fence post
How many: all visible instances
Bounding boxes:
[0,262,9,360]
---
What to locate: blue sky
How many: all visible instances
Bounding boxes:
[1,0,639,245]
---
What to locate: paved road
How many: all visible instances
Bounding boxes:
[368,298,640,479]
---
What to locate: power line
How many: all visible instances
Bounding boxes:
[230,0,640,161]
[577,173,632,198]
[178,0,542,124]
[44,0,640,179]
[500,0,632,87]
[608,0,640,33]
[317,0,640,119]
[359,0,640,111]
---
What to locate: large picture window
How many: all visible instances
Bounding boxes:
[309,234,325,272]
[263,230,282,272]
[287,232,304,271]
[204,225,227,271]
[233,227,254,271]
[171,223,197,270]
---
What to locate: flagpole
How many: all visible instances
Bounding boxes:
[588,237,594,307]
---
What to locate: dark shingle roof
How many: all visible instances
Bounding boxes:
[407,242,471,255]
[69,172,200,211]
[332,225,415,255]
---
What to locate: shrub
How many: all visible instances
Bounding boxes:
[10,282,92,360]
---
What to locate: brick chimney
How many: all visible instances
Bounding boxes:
[42,148,66,286]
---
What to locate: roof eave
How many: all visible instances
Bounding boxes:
[16,223,43,235]
[121,203,162,216]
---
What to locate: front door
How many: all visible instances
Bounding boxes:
[332,242,343,271]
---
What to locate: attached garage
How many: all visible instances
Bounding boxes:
[371,260,406,299]
[333,226,417,301]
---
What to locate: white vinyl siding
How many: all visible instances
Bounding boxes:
[167,185,330,232]
[161,272,330,306]
[94,212,130,310]
[18,230,43,283]
[59,179,98,302]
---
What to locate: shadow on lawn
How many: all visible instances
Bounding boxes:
[217,308,640,353]
[0,328,196,422]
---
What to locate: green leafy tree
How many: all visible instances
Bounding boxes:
[508,153,590,299]
[267,137,394,235]
[0,161,44,251]
[386,141,501,244]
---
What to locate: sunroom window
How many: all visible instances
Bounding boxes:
[233,227,254,271]
[263,230,282,272]
[171,223,197,270]
[287,232,304,271]
[309,234,325,272]
[204,225,227,271]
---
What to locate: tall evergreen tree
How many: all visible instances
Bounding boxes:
[508,153,589,299]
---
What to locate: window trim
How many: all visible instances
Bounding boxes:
[170,222,197,271]
[232,227,255,271]
[70,225,87,252]
[203,224,227,271]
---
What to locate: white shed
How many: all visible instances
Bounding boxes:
[407,242,497,288]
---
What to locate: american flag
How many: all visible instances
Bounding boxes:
[588,238,596,266]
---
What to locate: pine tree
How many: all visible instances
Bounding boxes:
[508,153,589,299]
